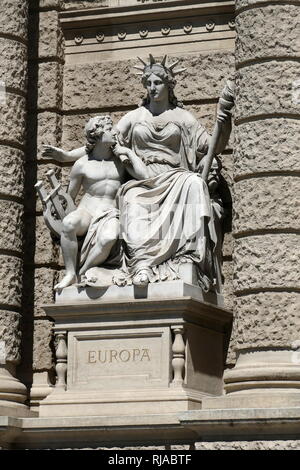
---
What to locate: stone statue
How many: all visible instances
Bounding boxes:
[39,115,153,290]
[40,54,233,293]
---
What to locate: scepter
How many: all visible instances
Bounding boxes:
[201,80,235,182]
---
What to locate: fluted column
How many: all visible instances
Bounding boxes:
[0,0,30,413]
[224,0,300,404]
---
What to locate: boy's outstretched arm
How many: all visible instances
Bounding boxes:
[42,145,86,163]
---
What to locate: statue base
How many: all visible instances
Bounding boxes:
[39,281,232,418]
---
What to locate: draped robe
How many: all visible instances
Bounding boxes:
[116,107,223,291]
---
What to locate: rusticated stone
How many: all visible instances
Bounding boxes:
[236,5,300,63]
[222,232,233,259]
[0,200,24,253]
[33,319,54,370]
[34,267,59,316]
[0,38,27,92]
[233,234,300,293]
[34,216,60,265]
[35,112,63,159]
[234,177,300,233]
[222,259,233,311]
[0,255,23,308]
[235,61,299,121]
[236,0,297,10]
[37,62,63,110]
[219,152,234,187]
[232,292,300,350]
[39,0,64,7]
[0,311,22,363]
[63,52,234,111]
[186,103,217,134]
[234,119,300,176]
[0,0,28,40]
[0,93,26,146]
[0,146,24,198]
[29,11,64,60]
[196,440,300,450]
[64,0,108,9]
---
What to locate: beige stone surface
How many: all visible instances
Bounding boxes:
[0,39,27,92]
[29,11,63,61]
[34,216,60,266]
[0,146,24,198]
[0,200,24,253]
[64,0,108,9]
[235,61,299,121]
[63,52,234,111]
[234,119,300,176]
[0,93,26,147]
[35,112,63,158]
[233,234,300,292]
[236,0,296,11]
[0,311,21,363]
[236,5,300,63]
[39,0,63,7]
[37,62,63,111]
[34,268,58,317]
[33,319,54,371]
[234,177,300,233]
[0,256,23,308]
[222,232,233,259]
[222,259,233,312]
[232,292,300,350]
[196,440,300,450]
[0,0,28,40]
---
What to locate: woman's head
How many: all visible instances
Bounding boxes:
[138,56,184,108]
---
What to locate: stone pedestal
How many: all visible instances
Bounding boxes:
[39,284,232,418]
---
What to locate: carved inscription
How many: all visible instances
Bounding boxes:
[88,348,151,364]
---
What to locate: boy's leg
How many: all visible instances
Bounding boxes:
[79,217,120,275]
[55,209,91,290]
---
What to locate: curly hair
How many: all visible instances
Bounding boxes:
[84,115,113,155]
[140,64,183,108]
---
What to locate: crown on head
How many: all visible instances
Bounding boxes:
[133,54,186,77]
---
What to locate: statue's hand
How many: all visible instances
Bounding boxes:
[42,145,65,162]
[217,106,232,124]
[112,144,131,165]
[112,143,130,158]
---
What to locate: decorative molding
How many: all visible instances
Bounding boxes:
[161,25,171,36]
[96,32,105,42]
[183,23,193,34]
[206,20,215,31]
[60,0,235,63]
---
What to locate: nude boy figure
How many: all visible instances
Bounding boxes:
[43,115,148,290]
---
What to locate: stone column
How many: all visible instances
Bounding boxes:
[24,0,64,410]
[0,0,30,414]
[223,0,300,405]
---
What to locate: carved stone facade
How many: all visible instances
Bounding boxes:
[0,0,299,450]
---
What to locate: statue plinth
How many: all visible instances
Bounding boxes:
[39,282,232,418]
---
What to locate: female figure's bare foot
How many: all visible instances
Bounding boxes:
[54,273,77,291]
[112,271,127,287]
[132,269,150,287]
